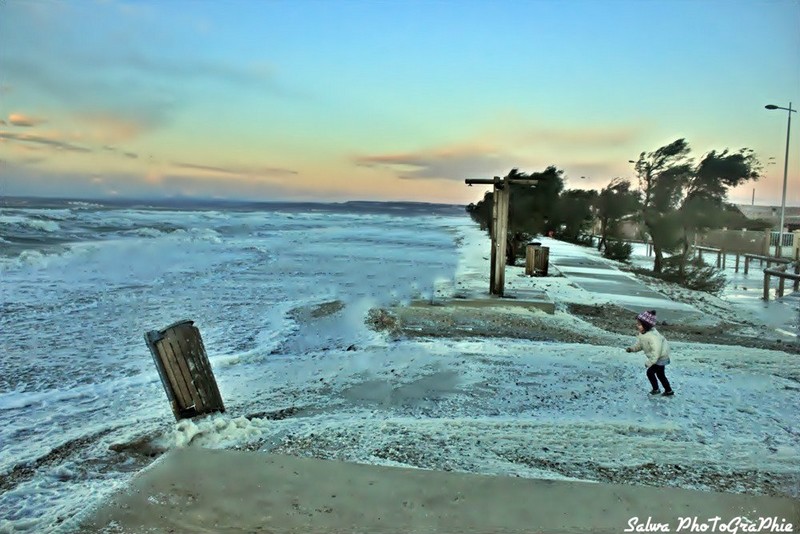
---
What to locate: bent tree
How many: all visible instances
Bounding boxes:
[633,139,761,274]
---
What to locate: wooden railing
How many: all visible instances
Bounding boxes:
[763,263,800,301]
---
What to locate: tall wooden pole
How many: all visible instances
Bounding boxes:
[494,183,510,296]
[489,183,499,294]
[465,175,538,297]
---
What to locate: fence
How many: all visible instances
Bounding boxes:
[769,232,795,248]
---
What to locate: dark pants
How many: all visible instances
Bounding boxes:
[646,364,671,392]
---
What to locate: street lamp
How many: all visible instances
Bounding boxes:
[765,102,796,257]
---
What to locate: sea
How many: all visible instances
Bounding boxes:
[0,196,466,532]
[4,197,798,533]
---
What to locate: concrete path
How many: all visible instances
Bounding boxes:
[537,237,712,325]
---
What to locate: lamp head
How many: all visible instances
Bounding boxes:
[765,105,779,110]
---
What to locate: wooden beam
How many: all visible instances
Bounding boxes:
[489,184,498,294]
[493,183,510,296]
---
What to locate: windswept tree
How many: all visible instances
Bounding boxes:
[552,188,598,244]
[634,139,761,276]
[633,139,694,273]
[594,178,640,251]
[465,166,565,264]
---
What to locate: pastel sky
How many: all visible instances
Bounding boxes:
[0,0,798,206]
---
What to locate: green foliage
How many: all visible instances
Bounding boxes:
[659,256,727,295]
[595,178,640,250]
[634,139,761,274]
[552,189,598,243]
[603,240,633,262]
[465,167,566,264]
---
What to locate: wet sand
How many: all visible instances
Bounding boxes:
[81,447,799,533]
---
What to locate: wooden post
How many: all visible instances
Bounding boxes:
[763,271,770,301]
[716,250,721,268]
[735,254,740,273]
[145,320,225,421]
[493,183,510,296]
[794,261,799,292]
[777,276,785,298]
[744,256,750,274]
[721,250,726,269]
[489,184,499,294]
[464,176,538,296]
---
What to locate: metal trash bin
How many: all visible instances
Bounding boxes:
[145,320,225,421]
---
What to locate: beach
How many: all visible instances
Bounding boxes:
[2,199,799,532]
[82,447,799,533]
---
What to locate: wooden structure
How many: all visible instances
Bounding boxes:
[763,263,800,301]
[695,246,725,268]
[465,175,538,296]
[692,246,796,275]
[525,243,550,277]
[145,320,225,421]
[738,253,792,274]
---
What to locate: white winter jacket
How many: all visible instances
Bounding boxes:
[628,328,670,366]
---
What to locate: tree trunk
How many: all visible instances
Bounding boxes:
[506,234,520,266]
[598,218,607,251]
[653,245,664,274]
[679,229,690,279]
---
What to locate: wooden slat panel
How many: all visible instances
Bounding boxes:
[155,341,191,411]
[188,328,224,412]
[164,329,203,413]
[160,336,196,413]
[173,326,208,413]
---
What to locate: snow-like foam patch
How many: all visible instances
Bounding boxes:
[156,415,271,449]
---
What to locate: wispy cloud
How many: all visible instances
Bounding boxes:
[354,145,513,181]
[8,113,47,127]
[0,131,92,153]
[172,161,298,178]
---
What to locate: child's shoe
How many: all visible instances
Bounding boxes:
[662,390,674,397]
[649,389,661,395]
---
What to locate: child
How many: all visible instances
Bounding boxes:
[625,310,674,396]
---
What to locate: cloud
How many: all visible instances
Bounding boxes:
[8,113,47,127]
[172,161,298,178]
[354,145,515,181]
[75,112,153,143]
[0,49,285,141]
[0,131,92,153]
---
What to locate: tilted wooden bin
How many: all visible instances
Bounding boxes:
[144,320,225,421]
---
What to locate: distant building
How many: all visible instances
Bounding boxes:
[734,204,800,231]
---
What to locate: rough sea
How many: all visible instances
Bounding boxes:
[0,197,465,532]
[3,197,798,533]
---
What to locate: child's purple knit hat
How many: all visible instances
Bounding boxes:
[636,310,657,327]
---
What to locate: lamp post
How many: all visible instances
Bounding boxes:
[765,102,796,257]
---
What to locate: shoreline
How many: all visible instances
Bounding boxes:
[81,447,800,533]
[80,228,800,532]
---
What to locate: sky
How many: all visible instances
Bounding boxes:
[0,0,798,206]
